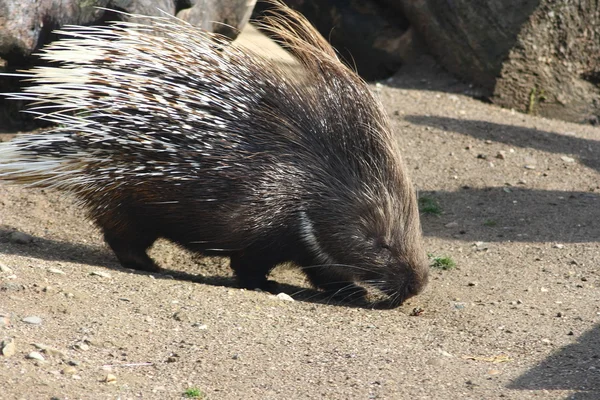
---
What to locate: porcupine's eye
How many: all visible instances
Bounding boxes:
[374,238,393,256]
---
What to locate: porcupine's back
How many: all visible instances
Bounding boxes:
[0,4,427,306]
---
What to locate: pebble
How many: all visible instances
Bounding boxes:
[553,244,565,249]
[444,222,459,228]
[90,271,111,278]
[0,314,11,327]
[173,311,191,322]
[74,342,89,351]
[22,316,42,325]
[1,338,16,357]
[48,268,65,275]
[524,165,536,169]
[103,373,117,384]
[8,231,33,245]
[27,351,45,361]
[192,323,208,330]
[0,262,13,273]
[62,366,77,375]
[561,156,575,163]
[540,287,549,293]
[276,293,295,302]
[496,151,506,160]
[488,369,501,376]
[33,343,66,358]
[468,282,478,287]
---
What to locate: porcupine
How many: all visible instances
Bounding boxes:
[0,2,428,307]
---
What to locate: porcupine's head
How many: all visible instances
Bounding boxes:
[259,3,429,308]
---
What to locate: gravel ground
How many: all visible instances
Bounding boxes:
[1,25,599,400]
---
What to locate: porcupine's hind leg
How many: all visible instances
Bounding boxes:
[96,213,161,272]
[103,228,160,273]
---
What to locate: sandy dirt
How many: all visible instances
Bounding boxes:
[1,25,600,400]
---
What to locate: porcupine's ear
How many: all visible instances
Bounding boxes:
[256,0,341,70]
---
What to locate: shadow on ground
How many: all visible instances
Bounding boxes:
[0,228,374,309]
[419,188,600,243]
[405,115,600,172]
[509,324,600,399]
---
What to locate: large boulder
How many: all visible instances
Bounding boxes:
[399,0,600,124]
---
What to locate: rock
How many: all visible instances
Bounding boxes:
[496,151,506,159]
[90,271,111,278]
[445,222,459,228]
[103,373,117,384]
[177,0,256,40]
[560,156,575,163]
[48,268,65,275]
[400,0,600,124]
[74,342,89,352]
[27,351,45,361]
[553,243,565,249]
[275,292,295,302]
[22,316,42,325]
[0,314,10,327]
[62,366,77,375]
[1,338,16,357]
[253,0,412,80]
[0,261,13,273]
[33,343,66,358]
[7,231,33,244]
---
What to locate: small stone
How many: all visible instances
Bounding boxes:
[90,271,111,278]
[524,165,536,170]
[468,282,478,287]
[561,156,575,163]
[275,293,295,302]
[567,331,574,336]
[556,312,563,318]
[0,262,13,273]
[27,351,45,361]
[437,349,454,358]
[0,314,11,327]
[553,244,564,249]
[427,358,444,367]
[192,323,208,330]
[74,342,89,351]
[42,286,55,293]
[231,354,240,360]
[8,231,33,245]
[22,316,42,325]
[496,151,506,160]
[104,373,117,383]
[173,311,190,322]
[488,369,501,376]
[540,287,549,293]
[62,366,77,375]
[33,343,66,358]
[477,154,487,159]
[1,338,16,357]
[444,222,459,228]
[48,268,65,275]
[541,338,551,345]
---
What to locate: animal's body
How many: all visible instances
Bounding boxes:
[0,3,428,307]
